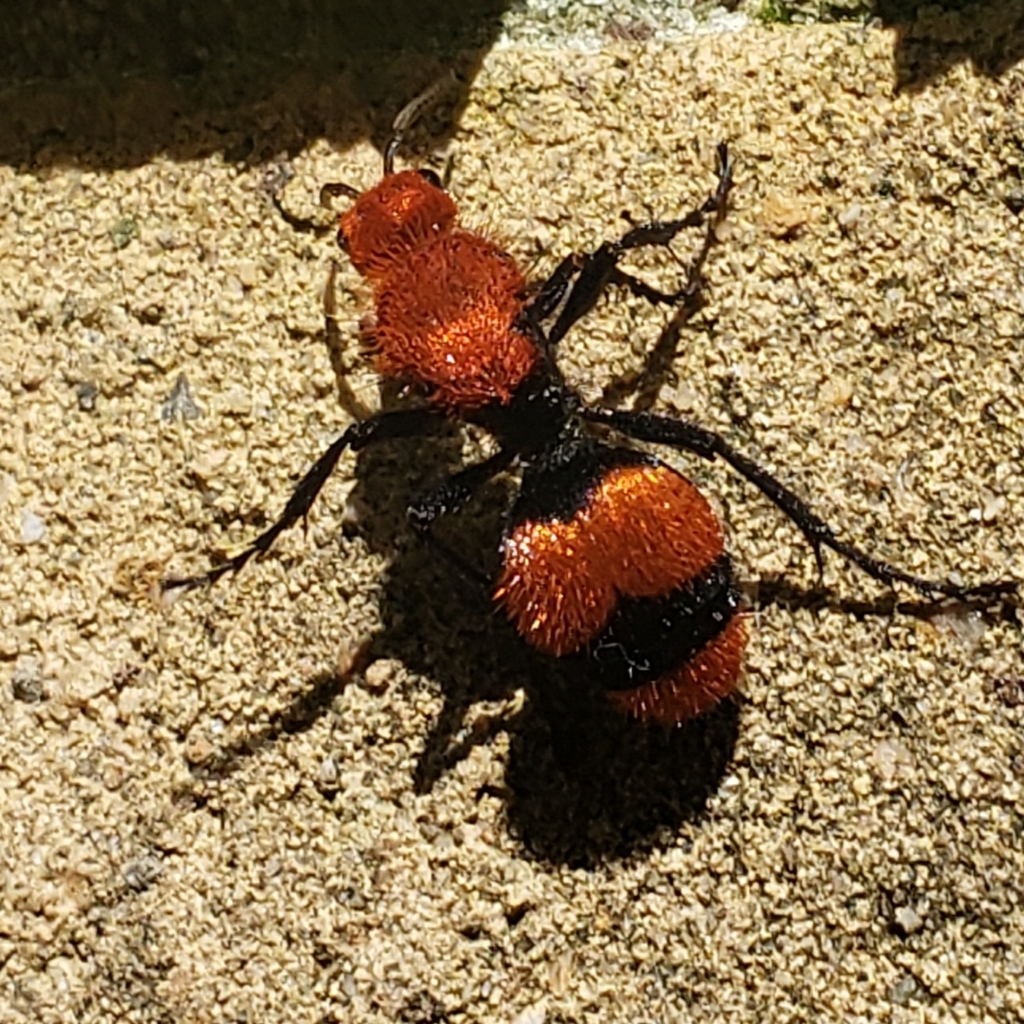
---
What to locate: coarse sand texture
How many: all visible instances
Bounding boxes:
[2,23,1023,1024]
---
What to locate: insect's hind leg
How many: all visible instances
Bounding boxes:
[162,408,444,594]
[584,406,1018,602]
[525,143,733,349]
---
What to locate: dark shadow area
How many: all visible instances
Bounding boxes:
[344,425,742,867]
[0,0,511,169]
[7,2,1023,172]
[600,293,716,415]
[176,667,356,790]
[339,415,1018,865]
[501,678,740,866]
[874,0,1024,91]
[175,407,741,865]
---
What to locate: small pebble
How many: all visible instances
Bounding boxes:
[21,509,46,544]
[873,738,913,783]
[893,906,924,936]
[363,659,399,694]
[838,202,863,228]
[890,975,918,1004]
[110,216,138,249]
[318,756,339,790]
[161,372,202,422]
[123,855,163,892]
[237,260,259,289]
[76,381,99,411]
[12,660,46,703]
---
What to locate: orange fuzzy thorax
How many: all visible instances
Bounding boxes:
[339,171,540,411]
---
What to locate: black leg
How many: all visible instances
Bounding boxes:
[520,253,582,324]
[584,406,1018,602]
[606,266,694,307]
[163,408,443,593]
[407,448,517,587]
[524,143,733,349]
[320,182,361,205]
[271,181,359,238]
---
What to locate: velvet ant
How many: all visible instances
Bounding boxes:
[164,90,1017,727]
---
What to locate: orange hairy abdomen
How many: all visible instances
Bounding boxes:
[372,231,540,410]
[495,464,726,656]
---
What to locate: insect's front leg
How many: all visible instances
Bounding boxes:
[406,448,516,587]
[527,143,733,350]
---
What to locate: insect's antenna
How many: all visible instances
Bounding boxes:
[384,72,457,176]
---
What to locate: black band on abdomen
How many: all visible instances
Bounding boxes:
[590,554,738,692]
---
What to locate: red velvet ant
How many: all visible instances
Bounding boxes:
[164,92,1017,726]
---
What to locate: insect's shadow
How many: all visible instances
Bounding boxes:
[752,576,1020,627]
[340,404,1021,867]
[345,422,742,866]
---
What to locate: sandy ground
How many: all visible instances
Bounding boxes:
[2,21,1023,1024]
